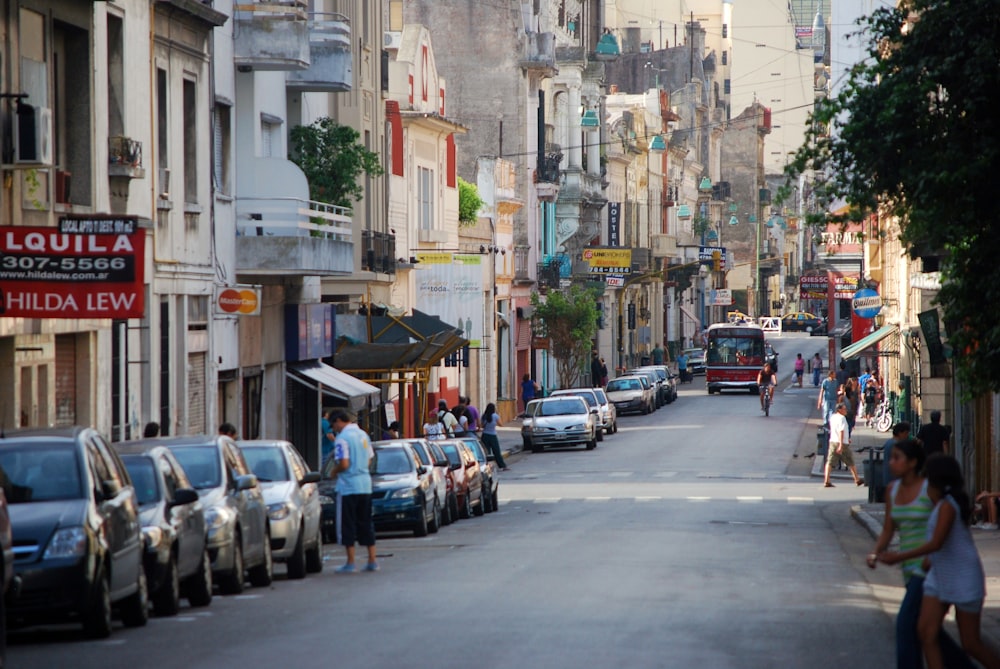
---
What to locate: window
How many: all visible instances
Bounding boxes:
[260,115,283,158]
[418,166,435,230]
[721,50,728,65]
[724,79,731,95]
[187,295,208,331]
[183,78,197,204]
[213,104,231,194]
[107,15,125,138]
[722,23,728,38]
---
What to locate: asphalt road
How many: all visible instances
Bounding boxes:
[8,334,897,668]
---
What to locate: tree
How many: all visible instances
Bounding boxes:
[531,286,600,389]
[457,177,483,226]
[289,118,384,208]
[781,0,1000,396]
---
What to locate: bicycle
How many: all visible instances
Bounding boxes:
[759,384,773,416]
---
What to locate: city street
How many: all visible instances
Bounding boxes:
[7,334,897,668]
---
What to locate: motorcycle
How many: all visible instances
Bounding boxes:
[870,397,893,433]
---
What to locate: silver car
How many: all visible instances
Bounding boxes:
[606,375,654,415]
[521,396,599,453]
[239,440,323,580]
[549,388,615,438]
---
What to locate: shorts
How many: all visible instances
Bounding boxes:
[827,442,855,468]
[795,369,804,379]
[337,492,375,547]
[923,579,984,613]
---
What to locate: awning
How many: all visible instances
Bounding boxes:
[679,305,701,330]
[287,361,381,412]
[841,325,899,360]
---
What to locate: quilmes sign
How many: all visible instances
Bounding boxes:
[852,288,882,319]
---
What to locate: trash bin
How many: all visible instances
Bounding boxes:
[816,425,829,457]
[863,448,886,503]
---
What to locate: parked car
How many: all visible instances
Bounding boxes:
[438,439,484,518]
[113,442,211,615]
[458,437,499,513]
[393,439,447,529]
[521,396,599,453]
[683,348,707,375]
[631,367,674,406]
[781,311,825,333]
[370,443,439,537]
[0,464,12,661]
[591,387,619,433]
[239,440,323,580]
[650,365,680,403]
[318,459,338,544]
[157,435,272,594]
[605,375,654,415]
[0,427,148,638]
[549,388,607,440]
[626,369,663,408]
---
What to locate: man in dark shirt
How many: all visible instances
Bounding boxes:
[916,410,950,456]
[590,351,603,388]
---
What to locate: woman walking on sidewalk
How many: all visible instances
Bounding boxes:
[880,455,1000,669]
[479,403,508,471]
[868,440,974,669]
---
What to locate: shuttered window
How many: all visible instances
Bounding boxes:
[187,352,206,434]
[55,334,77,426]
[213,104,231,194]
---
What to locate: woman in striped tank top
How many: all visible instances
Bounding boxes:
[881,454,1000,669]
[869,439,973,669]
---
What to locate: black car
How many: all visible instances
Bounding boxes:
[114,443,212,615]
[318,458,338,544]
[0,427,148,638]
[370,443,439,537]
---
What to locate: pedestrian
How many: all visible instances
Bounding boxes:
[423,409,444,441]
[823,402,863,487]
[817,370,839,427]
[437,400,458,437]
[858,367,872,418]
[812,353,823,387]
[973,490,1000,530]
[652,341,665,366]
[864,376,880,427]
[462,395,480,433]
[844,377,860,436]
[879,454,1000,669]
[381,421,400,440]
[868,439,974,669]
[321,410,336,465]
[677,350,690,383]
[590,351,603,388]
[883,422,912,489]
[520,374,539,412]
[143,421,160,438]
[599,357,609,387]
[219,422,237,439]
[328,410,378,573]
[793,353,805,387]
[916,410,951,457]
[836,360,849,390]
[479,402,508,471]
[451,404,469,437]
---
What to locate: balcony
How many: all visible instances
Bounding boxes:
[631,247,652,272]
[236,197,352,275]
[234,0,310,71]
[108,136,145,179]
[651,233,678,258]
[520,32,557,75]
[361,230,396,275]
[286,14,352,92]
[514,245,534,285]
[534,150,562,202]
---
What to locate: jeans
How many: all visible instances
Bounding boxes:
[813,368,821,386]
[898,575,974,669]
[481,433,507,469]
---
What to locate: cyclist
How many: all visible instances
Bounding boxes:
[756,362,777,413]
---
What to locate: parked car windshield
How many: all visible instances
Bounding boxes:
[243,447,290,482]
[465,440,487,462]
[373,448,412,475]
[538,399,585,416]
[0,444,82,503]
[123,456,160,505]
[553,391,597,407]
[606,378,641,392]
[170,446,222,489]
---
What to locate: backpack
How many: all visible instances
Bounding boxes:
[438,411,454,436]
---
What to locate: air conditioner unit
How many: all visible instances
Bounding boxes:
[14,103,53,165]
[383,31,402,50]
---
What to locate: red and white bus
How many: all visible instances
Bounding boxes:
[705,322,767,394]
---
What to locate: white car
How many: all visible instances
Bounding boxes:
[605,375,655,415]
[550,387,617,437]
[521,396,599,453]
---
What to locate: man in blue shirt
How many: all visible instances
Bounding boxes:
[677,351,689,383]
[330,410,377,573]
[320,409,336,465]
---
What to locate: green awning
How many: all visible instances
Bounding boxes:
[841,325,899,360]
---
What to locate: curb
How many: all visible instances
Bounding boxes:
[851,504,884,540]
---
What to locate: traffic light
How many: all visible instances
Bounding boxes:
[711,250,722,272]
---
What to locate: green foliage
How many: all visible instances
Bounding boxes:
[781,0,1000,396]
[289,118,384,208]
[457,177,483,226]
[531,286,600,388]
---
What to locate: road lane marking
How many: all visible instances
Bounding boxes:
[608,472,633,477]
[636,496,662,502]
[585,496,611,502]
[737,496,764,503]
[687,496,711,502]
[788,497,814,505]
[533,498,561,504]
[653,472,678,478]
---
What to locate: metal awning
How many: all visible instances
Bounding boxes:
[287,361,381,412]
[841,325,899,360]
[679,305,701,330]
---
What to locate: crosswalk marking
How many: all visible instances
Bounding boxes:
[585,496,611,502]
[533,498,561,503]
[687,496,711,502]
[608,472,633,478]
[653,472,678,478]
[515,495,820,505]
[788,497,815,505]
[737,496,764,503]
[635,496,662,502]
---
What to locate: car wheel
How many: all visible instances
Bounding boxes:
[481,484,493,513]
[612,420,618,434]
[492,487,499,510]
[152,555,181,616]
[585,435,597,450]
[750,386,759,395]
[248,527,274,587]
[531,442,544,453]
[446,492,458,525]
[522,437,531,451]
[287,528,307,580]
[183,549,213,607]
[82,565,113,639]
[473,487,485,516]
[597,428,604,442]
[305,533,323,574]
[428,496,441,534]
[119,567,149,628]
[460,491,472,519]
[218,531,245,595]
[413,496,430,537]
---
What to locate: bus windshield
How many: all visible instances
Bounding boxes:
[707,329,765,366]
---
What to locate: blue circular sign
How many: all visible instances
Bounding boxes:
[852,288,882,319]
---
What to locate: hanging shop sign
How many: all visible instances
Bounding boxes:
[799,274,828,300]
[216,285,262,315]
[0,217,144,319]
[833,275,860,299]
[583,247,632,274]
[415,253,485,348]
[852,287,882,319]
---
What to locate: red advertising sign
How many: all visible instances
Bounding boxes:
[0,218,145,319]
[833,274,859,300]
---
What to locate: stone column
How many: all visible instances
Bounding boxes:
[568,84,582,169]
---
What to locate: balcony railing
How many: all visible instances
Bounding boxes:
[234,0,310,71]
[108,136,145,179]
[361,230,396,274]
[286,13,352,92]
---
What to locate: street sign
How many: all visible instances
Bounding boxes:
[852,287,882,318]
[605,275,625,287]
[709,289,733,306]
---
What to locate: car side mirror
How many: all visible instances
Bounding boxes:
[590,409,599,415]
[236,474,258,491]
[300,472,321,485]
[169,487,199,507]
[417,466,427,476]
[102,479,122,499]
[449,462,461,471]
[435,459,449,468]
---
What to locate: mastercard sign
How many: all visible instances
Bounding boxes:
[216,286,261,315]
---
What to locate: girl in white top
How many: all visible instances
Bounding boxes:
[423,409,444,441]
[880,454,1000,669]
